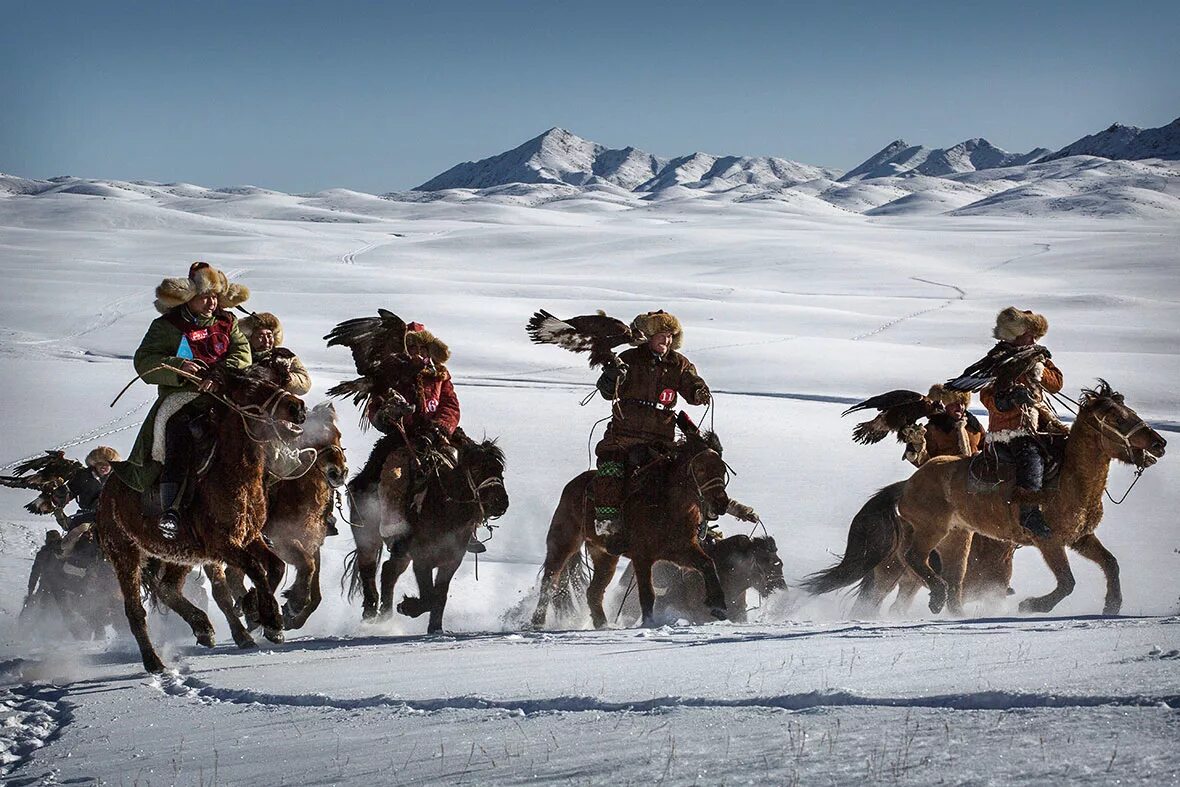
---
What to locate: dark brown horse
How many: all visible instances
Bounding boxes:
[804,381,1165,617]
[96,364,307,672]
[532,431,756,629]
[614,534,787,625]
[216,402,348,635]
[344,427,508,633]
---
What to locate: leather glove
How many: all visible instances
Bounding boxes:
[726,500,759,523]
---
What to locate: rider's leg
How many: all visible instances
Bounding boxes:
[1011,437,1050,538]
[158,404,200,539]
[592,442,627,536]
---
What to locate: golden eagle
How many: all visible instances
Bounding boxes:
[323,308,413,411]
[842,390,944,445]
[945,342,1052,393]
[0,450,82,515]
[525,309,642,369]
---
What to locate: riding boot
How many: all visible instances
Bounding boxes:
[158,481,181,540]
[592,455,626,536]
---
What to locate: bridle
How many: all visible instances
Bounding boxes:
[686,446,729,519]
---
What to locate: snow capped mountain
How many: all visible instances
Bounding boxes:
[838,140,933,181]
[841,138,1050,181]
[1041,117,1180,162]
[414,127,666,191]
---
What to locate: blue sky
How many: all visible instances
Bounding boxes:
[2,1,1177,192]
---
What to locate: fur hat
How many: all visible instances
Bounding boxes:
[405,321,451,365]
[631,310,683,350]
[85,446,121,467]
[993,307,1048,342]
[154,261,250,314]
[927,384,972,408]
[238,312,283,346]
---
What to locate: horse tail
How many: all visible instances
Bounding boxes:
[553,548,589,617]
[341,548,361,602]
[800,480,906,595]
[141,557,164,610]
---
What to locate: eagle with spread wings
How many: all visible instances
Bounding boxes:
[0,451,82,515]
[841,390,945,445]
[323,308,417,411]
[525,309,643,369]
[944,342,1052,393]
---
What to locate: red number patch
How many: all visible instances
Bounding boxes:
[658,388,677,405]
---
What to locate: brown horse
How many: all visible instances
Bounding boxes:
[531,431,754,629]
[614,534,787,625]
[344,427,509,633]
[805,381,1165,617]
[217,402,348,634]
[96,364,307,672]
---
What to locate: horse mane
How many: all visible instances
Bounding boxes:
[679,429,723,457]
[1079,378,1123,408]
[453,426,506,468]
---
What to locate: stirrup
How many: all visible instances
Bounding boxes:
[466,535,487,554]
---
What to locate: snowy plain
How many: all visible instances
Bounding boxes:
[0,179,1178,784]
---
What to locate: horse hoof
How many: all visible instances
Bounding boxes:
[143,655,167,674]
[196,631,216,648]
[264,627,285,644]
[361,606,378,621]
[709,606,728,621]
[397,597,428,618]
[1103,600,1122,616]
[928,594,946,614]
[234,634,257,649]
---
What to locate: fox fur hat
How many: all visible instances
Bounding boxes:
[993,307,1048,342]
[154,261,251,314]
[237,312,284,346]
[631,310,684,350]
[404,321,451,365]
[85,446,121,467]
[927,384,972,408]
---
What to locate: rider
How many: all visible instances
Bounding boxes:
[351,322,475,548]
[128,262,252,539]
[25,530,64,609]
[56,446,120,554]
[901,385,984,467]
[592,310,711,536]
[978,307,1063,539]
[238,312,312,395]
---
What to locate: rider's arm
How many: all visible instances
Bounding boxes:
[677,361,711,406]
[432,378,461,436]
[1039,359,1063,394]
[26,551,46,597]
[596,366,623,400]
[284,353,313,396]
[223,319,253,370]
[133,319,187,387]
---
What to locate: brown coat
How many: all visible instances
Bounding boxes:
[601,347,709,447]
[924,412,984,459]
[980,358,1063,435]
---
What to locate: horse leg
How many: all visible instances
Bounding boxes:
[1018,543,1076,614]
[903,530,949,614]
[204,564,256,648]
[398,561,436,619]
[633,559,658,628]
[380,538,412,620]
[585,546,619,629]
[1070,533,1121,615]
[667,545,728,621]
[107,541,165,673]
[228,540,285,643]
[936,530,973,617]
[281,547,315,629]
[425,553,464,634]
[285,548,323,630]
[154,563,217,647]
[530,531,582,630]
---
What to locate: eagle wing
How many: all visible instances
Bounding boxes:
[0,450,83,515]
[842,390,942,445]
[324,308,408,379]
[526,309,637,369]
[945,342,1051,392]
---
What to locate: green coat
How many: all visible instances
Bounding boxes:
[120,310,251,488]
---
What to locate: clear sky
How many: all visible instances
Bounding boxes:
[2,1,1177,193]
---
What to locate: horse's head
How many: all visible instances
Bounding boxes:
[213,364,307,440]
[303,402,348,488]
[681,431,729,522]
[455,428,509,520]
[713,534,787,598]
[1077,379,1166,468]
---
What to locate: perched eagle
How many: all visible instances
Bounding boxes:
[525,309,641,369]
[945,342,1052,393]
[0,450,82,515]
[842,390,944,445]
[323,308,413,411]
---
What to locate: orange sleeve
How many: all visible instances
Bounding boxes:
[980,386,997,412]
[1040,359,1063,394]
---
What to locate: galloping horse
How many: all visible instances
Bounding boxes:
[805,381,1165,617]
[97,364,307,672]
[532,430,753,629]
[344,426,508,633]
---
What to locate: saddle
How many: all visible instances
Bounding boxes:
[966,433,1067,495]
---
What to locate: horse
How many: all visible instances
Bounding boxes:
[613,534,787,625]
[96,364,307,672]
[343,426,508,633]
[531,430,750,629]
[804,381,1165,617]
[215,402,348,635]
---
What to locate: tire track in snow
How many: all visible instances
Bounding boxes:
[154,672,1177,716]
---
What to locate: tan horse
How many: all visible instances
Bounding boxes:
[531,431,754,629]
[807,381,1165,617]
[97,365,307,672]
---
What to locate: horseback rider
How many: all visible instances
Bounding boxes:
[592,310,711,536]
[24,530,64,609]
[978,307,1063,538]
[349,321,484,551]
[128,262,252,539]
[238,312,312,395]
[56,446,120,554]
[901,385,984,466]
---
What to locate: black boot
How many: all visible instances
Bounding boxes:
[1019,504,1052,539]
[158,481,181,540]
[323,495,339,537]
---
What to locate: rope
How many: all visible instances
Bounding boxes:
[1105,466,1145,505]
[614,571,637,623]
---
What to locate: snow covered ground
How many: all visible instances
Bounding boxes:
[1,185,1177,784]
